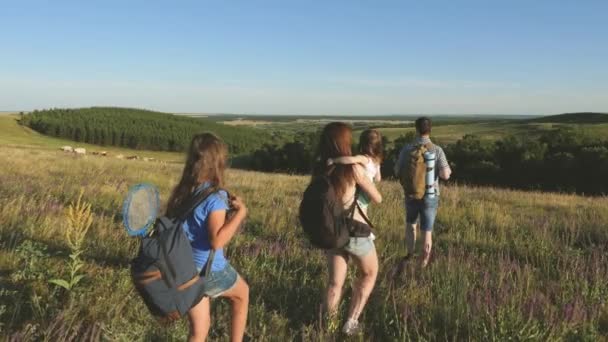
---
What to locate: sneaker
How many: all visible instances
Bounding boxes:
[342,318,360,335]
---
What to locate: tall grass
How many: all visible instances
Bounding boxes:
[0,146,606,341]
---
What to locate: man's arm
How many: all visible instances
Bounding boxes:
[436,148,451,180]
[394,147,407,177]
[439,167,451,180]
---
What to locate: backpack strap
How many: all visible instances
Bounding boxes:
[355,201,374,229]
[202,250,215,278]
[350,187,375,229]
[177,186,224,221]
[176,187,224,280]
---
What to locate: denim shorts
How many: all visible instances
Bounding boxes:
[197,263,239,298]
[338,236,375,257]
[405,196,439,232]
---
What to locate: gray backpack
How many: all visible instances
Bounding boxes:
[130,187,220,323]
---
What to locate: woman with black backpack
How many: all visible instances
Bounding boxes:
[166,133,249,342]
[312,122,382,335]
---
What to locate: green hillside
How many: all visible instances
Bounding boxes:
[0,114,183,162]
[19,107,276,154]
[528,112,608,124]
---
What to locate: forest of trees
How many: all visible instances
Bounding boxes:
[20,108,608,195]
[244,127,608,195]
[19,107,277,154]
[443,128,608,195]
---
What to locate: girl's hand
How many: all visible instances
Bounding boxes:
[326,158,334,166]
[230,196,247,213]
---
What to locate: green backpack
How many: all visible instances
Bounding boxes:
[399,143,431,200]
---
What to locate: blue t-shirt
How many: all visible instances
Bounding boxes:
[181,183,229,272]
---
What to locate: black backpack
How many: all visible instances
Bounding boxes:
[130,187,221,323]
[299,176,373,249]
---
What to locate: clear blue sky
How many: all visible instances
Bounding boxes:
[1,0,607,115]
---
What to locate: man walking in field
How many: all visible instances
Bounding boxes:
[394,117,451,268]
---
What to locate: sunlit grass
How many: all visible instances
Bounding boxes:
[0,144,606,340]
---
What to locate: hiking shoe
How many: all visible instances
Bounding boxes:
[342,318,360,336]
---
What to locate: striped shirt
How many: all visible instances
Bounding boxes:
[394,136,450,195]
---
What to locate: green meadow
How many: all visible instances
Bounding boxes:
[0,114,183,163]
[1,114,607,341]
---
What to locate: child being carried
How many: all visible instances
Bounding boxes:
[328,129,384,239]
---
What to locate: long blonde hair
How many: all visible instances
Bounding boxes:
[166,133,227,216]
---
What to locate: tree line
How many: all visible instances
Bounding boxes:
[443,128,608,195]
[21,108,607,195]
[242,128,608,195]
[19,107,276,154]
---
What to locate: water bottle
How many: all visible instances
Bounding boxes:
[423,151,436,198]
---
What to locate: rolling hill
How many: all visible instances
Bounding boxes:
[19,107,276,154]
[527,112,608,124]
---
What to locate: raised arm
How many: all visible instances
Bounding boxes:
[354,164,382,203]
[328,155,369,166]
[206,196,247,249]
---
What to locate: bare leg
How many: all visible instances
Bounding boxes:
[347,247,378,322]
[188,297,211,342]
[220,276,249,342]
[421,231,433,268]
[405,222,417,255]
[325,251,348,315]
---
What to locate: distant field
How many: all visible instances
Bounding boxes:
[366,121,514,144]
[222,119,276,126]
[361,121,608,145]
[223,118,413,127]
[6,111,608,157]
[207,111,608,148]
[214,114,608,146]
[205,114,540,122]
[528,112,608,124]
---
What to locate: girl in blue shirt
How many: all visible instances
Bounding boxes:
[166,133,249,342]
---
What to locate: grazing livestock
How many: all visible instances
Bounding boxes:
[60,146,73,153]
[74,148,86,155]
[116,154,125,159]
[126,155,139,160]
